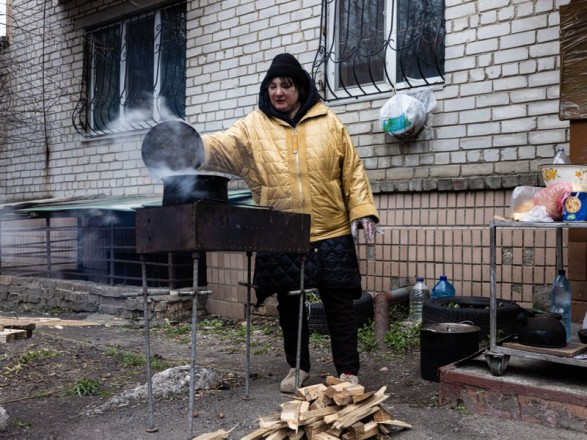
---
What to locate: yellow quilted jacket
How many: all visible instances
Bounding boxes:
[201,102,379,242]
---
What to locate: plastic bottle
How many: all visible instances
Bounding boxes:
[431,275,456,299]
[552,146,570,164]
[583,311,587,330]
[550,269,572,342]
[409,277,430,322]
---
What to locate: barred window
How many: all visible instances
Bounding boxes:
[76,3,186,136]
[315,0,445,100]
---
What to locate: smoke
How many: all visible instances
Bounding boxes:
[149,164,199,181]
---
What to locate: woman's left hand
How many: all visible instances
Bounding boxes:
[351,216,378,241]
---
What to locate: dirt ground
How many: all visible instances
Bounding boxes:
[1,310,585,440]
[0,309,438,439]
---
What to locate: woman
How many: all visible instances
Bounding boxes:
[201,53,379,393]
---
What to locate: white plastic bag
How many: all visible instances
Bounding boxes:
[379,88,436,140]
[519,205,554,222]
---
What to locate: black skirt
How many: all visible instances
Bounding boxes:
[253,234,361,304]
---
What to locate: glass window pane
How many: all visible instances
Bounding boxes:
[160,4,187,118]
[337,0,385,89]
[396,0,445,83]
[91,25,120,131]
[125,16,155,115]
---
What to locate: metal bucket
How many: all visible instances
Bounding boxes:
[420,322,480,382]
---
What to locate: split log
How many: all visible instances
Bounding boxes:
[245,379,410,440]
[191,429,230,440]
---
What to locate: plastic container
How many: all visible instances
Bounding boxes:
[550,269,572,342]
[552,146,570,164]
[409,277,430,323]
[431,275,456,299]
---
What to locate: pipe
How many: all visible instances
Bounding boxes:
[373,287,411,351]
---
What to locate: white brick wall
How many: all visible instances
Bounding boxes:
[0,0,573,203]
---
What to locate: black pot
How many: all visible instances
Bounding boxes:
[516,312,567,348]
[162,174,229,206]
[420,322,480,382]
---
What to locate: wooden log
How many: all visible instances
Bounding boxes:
[0,329,27,343]
[344,384,365,396]
[264,427,289,440]
[372,406,393,423]
[3,323,35,338]
[325,382,351,398]
[314,432,341,440]
[356,421,378,440]
[378,419,413,429]
[332,393,353,406]
[296,383,328,401]
[191,429,230,440]
[352,391,375,404]
[257,414,285,430]
[309,393,334,409]
[280,401,303,431]
[323,413,339,424]
[299,406,337,421]
[325,375,343,385]
[303,419,328,440]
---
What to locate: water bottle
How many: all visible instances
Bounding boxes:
[550,269,572,342]
[431,275,456,299]
[409,277,430,322]
[552,146,570,164]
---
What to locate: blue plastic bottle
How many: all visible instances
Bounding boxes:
[431,275,456,299]
[550,269,572,342]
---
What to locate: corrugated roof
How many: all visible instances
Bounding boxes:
[0,190,254,215]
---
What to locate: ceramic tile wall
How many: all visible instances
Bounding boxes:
[358,190,564,310]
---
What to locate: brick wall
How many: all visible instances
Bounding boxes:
[0,0,572,198]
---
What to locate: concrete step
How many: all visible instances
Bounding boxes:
[439,352,587,434]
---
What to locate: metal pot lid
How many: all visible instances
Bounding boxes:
[141,120,205,178]
[421,322,480,334]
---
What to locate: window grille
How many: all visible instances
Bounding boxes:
[73,2,186,136]
[312,0,445,100]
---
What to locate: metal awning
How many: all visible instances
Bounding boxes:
[0,190,254,216]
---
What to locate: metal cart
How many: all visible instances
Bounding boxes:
[485,220,587,376]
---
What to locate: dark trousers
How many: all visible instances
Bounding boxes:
[277,286,360,376]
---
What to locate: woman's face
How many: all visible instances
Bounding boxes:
[268,77,301,119]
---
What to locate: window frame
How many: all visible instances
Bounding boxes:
[323,0,444,100]
[85,4,186,135]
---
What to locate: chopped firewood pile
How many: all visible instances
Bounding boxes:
[193,375,411,440]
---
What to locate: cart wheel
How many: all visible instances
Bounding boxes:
[485,353,510,376]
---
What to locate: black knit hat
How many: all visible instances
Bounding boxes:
[263,53,308,89]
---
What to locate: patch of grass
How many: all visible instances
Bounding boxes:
[454,399,469,414]
[164,322,192,337]
[198,318,224,330]
[251,341,271,355]
[11,418,31,428]
[2,348,58,375]
[19,349,58,363]
[104,347,170,371]
[357,320,378,353]
[383,321,421,353]
[68,378,102,397]
[310,332,330,348]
